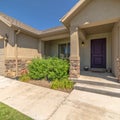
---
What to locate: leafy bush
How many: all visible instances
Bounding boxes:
[28,58,48,80]
[28,57,69,80]
[51,79,74,90]
[19,74,30,82]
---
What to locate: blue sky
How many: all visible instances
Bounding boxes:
[0,0,79,30]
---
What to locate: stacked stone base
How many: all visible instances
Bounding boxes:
[5,58,81,79]
[5,59,31,78]
[70,60,80,78]
[117,58,120,82]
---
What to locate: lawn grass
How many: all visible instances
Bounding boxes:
[0,102,33,120]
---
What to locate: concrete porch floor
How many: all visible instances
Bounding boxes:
[77,71,118,84]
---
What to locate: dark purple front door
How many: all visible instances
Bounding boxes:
[91,38,106,68]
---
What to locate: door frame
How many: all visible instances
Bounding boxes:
[90,38,107,68]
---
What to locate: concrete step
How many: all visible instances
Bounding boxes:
[74,82,120,98]
[73,79,120,89]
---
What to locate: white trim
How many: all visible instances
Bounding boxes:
[60,0,92,25]
[0,16,12,27]
[80,18,120,29]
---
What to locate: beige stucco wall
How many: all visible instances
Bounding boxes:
[0,21,15,58]
[17,33,40,59]
[80,33,112,70]
[38,40,44,58]
[45,38,70,57]
[71,0,120,27]
[6,29,15,58]
[0,21,9,35]
[44,32,112,71]
[112,23,120,77]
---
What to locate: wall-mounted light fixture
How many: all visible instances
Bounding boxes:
[15,29,21,35]
[4,33,8,42]
[84,21,90,25]
[5,34,8,39]
[82,41,85,46]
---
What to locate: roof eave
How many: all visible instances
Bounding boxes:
[12,25,40,38]
[0,16,12,27]
[39,26,68,37]
[60,0,92,27]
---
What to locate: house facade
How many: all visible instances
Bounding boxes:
[0,0,120,79]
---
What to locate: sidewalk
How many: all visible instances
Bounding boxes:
[0,76,120,120]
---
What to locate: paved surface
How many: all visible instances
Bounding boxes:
[75,71,119,84]
[0,76,69,120]
[74,71,120,98]
[50,90,120,120]
[0,75,120,120]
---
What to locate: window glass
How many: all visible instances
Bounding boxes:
[58,43,70,59]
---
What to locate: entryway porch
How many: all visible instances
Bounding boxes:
[73,71,120,98]
[69,19,120,80]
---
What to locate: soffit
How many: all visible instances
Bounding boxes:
[82,23,114,35]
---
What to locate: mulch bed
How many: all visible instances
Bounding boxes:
[26,80,73,93]
[28,80,51,88]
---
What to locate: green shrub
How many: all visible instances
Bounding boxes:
[28,58,48,80]
[28,57,69,80]
[19,74,30,82]
[51,79,74,90]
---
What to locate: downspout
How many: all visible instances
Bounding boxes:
[117,25,119,59]
[118,25,120,59]
[15,29,20,77]
[118,24,120,82]
[3,35,8,76]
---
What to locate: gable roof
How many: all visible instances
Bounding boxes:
[0,16,12,27]
[0,12,41,35]
[0,1,94,36]
[60,0,92,27]
[0,0,91,37]
[0,12,68,37]
[40,26,67,36]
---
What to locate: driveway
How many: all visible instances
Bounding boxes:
[0,76,120,120]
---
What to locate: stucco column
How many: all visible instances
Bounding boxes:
[69,26,80,78]
[38,40,44,58]
[117,22,120,82]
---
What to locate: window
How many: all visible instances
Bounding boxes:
[58,43,70,59]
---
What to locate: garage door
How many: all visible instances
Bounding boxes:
[0,40,4,75]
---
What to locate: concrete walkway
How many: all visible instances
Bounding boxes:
[57,71,120,120]
[0,76,69,120]
[50,72,120,120]
[0,75,120,120]
[50,90,120,120]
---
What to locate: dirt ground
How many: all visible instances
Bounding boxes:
[27,80,72,93]
[28,80,51,88]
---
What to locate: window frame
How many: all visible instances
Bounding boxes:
[58,42,70,59]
